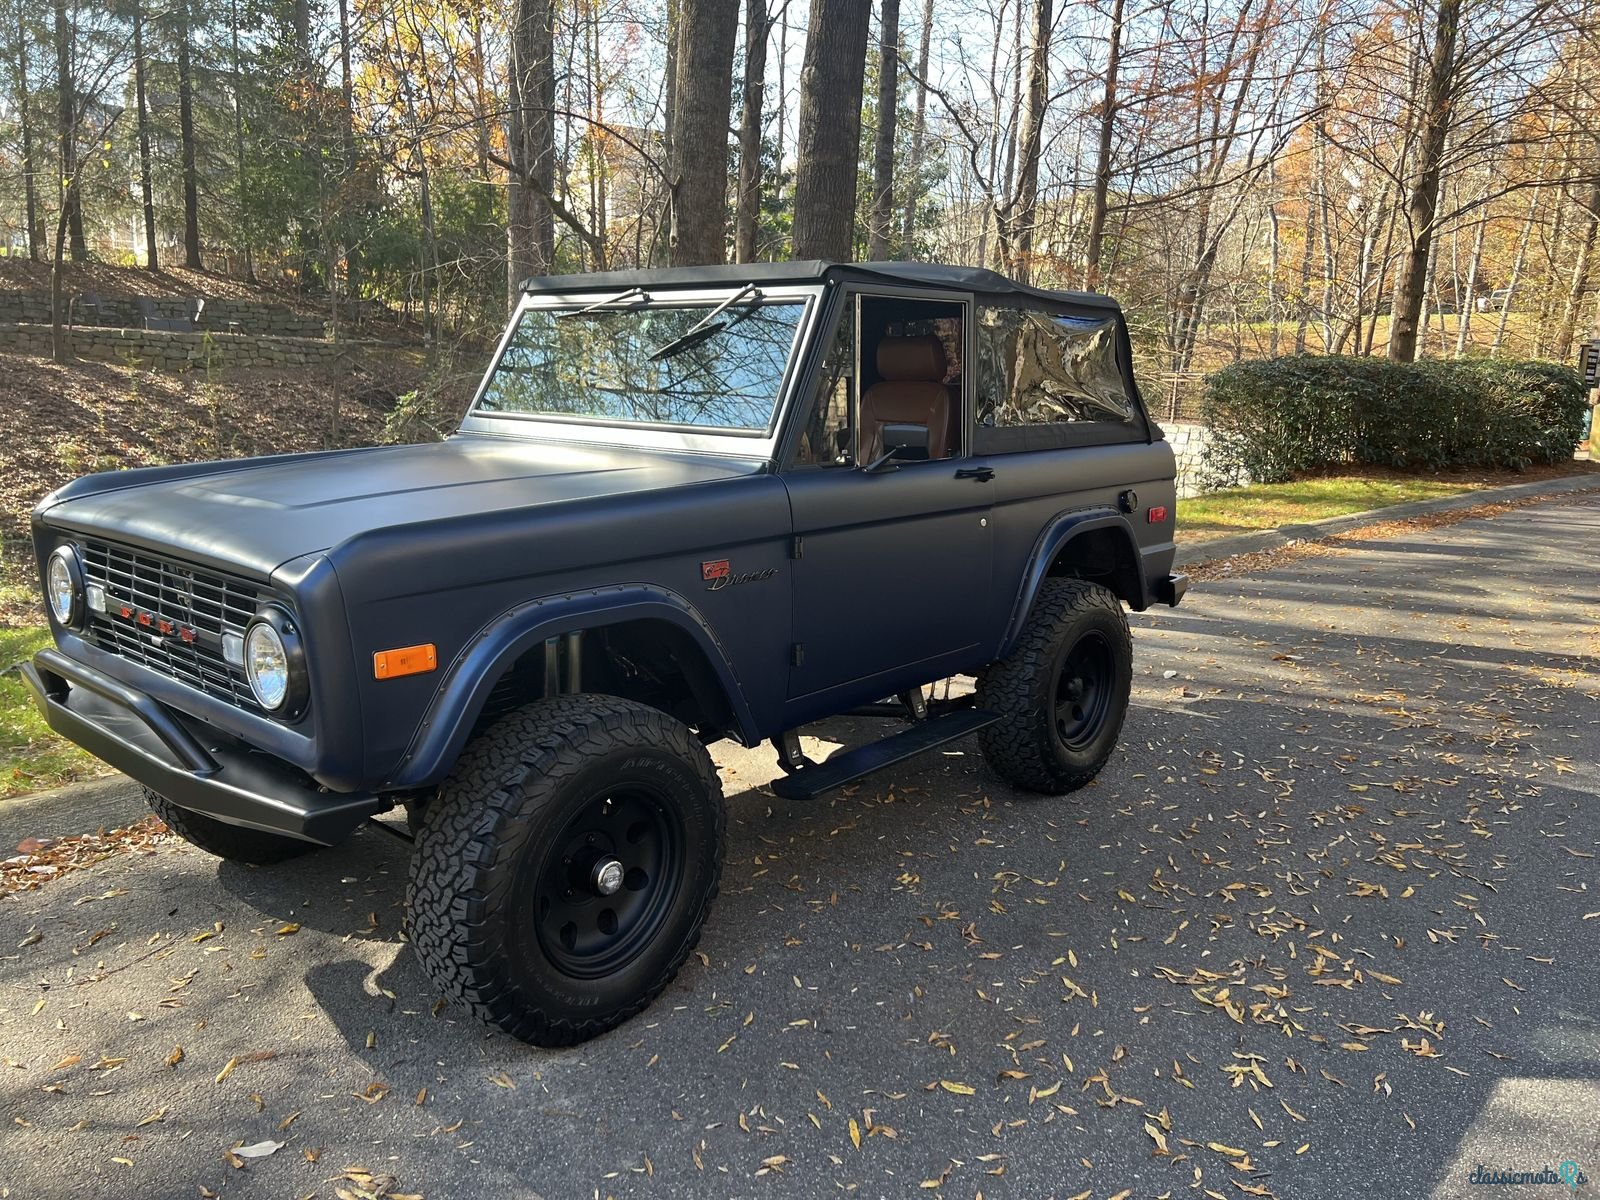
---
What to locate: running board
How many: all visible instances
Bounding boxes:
[768,709,999,801]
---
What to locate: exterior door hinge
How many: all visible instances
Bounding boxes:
[790,535,804,560]
[790,643,805,667]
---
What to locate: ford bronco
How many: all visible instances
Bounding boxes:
[25,261,1187,1044]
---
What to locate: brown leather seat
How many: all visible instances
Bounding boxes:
[859,335,953,463]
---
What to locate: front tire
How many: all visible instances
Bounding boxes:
[407,695,725,1046]
[977,579,1132,794]
[143,788,317,865]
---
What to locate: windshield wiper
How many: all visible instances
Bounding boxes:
[646,284,762,361]
[555,286,648,320]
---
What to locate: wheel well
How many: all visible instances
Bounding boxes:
[469,619,737,743]
[1047,527,1143,608]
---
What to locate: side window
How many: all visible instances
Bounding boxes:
[975,304,1140,452]
[791,298,856,467]
[789,292,967,468]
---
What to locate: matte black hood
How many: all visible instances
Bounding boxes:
[37,435,765,578]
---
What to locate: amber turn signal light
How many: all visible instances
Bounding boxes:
[373,643,438,680]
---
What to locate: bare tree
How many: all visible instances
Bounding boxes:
[1084,0,1124,288]
[12,0,41,261]
[176,0,202,269]
[734,0,771,262]
[866,0,901,260]
[998,0,1049,283]
[52,0,86,263]
[507,0,556,299]
[670,0,740,265]
[130,0,157,272]
[899,0,933,254]
[791,0,872,259]
[1387,0,1462,361]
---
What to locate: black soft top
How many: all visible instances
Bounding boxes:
[520,260,1121,314]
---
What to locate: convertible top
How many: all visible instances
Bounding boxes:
[519,260,1122,314]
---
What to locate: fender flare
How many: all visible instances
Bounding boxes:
[996,507,1148,659]
[387,584,758,789]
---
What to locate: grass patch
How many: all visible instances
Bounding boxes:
[1178,471,1535,543]
[1,626,103,799]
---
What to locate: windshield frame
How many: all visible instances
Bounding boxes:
[459,284,824,458]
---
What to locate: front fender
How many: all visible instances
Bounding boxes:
[385,584,757,789]
[996,507,1148,659]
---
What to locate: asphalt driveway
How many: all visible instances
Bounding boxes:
[2,495,1598,1200]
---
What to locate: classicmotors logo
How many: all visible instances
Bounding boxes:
[1468,1161,1588,1189]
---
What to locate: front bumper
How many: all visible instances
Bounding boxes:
[23,649,386,845]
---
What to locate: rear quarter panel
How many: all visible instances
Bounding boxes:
[985,439,1177,639]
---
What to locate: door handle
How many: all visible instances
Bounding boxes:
[954,466,995,482]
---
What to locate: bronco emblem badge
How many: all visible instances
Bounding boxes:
[700,559,775,591]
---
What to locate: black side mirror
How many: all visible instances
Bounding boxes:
[863,423,930,473]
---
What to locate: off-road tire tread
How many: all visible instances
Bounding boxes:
[977,579,1131,794]
[142,787,316,865]
[407,695,724,1046]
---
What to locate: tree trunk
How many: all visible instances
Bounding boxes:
[132,1,158,271]
[733,0,770,263]
[176,0,202,269]
[228,0,254,281]
[1553,182,1600,363]
[865,0,901,260]
[1453,190,1489,357]
[1084,0,1123,289]
[1005,0,1050,284]
[53,0,85,262]
[899,0,932,253]
[1493,183,1541,354]
[587,4,609,271]
[1387,0,1462,362]
[470,9,491,175]
[1266,161,1281,357]
[507,0,556,301]
[669,0,739,265]
[14,4,40,262]
[50,191,70,361]
[338,0,360,311]
[791,0,872,260]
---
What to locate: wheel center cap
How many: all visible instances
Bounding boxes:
[592,858,624,897]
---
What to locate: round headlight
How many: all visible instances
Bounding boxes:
[245,620,290,710]
[47,547,83,628]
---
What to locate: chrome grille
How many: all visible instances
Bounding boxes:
[79,538,267,712]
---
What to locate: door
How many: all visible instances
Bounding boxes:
[781,289,994,706]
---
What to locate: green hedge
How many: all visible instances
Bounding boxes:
[1199,355,1589,487]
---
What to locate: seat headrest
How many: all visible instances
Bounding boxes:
[876,335,947,382]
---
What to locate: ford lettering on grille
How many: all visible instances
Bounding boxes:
[79,538,269,712]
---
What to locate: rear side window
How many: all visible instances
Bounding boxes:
[975,305,1141,452]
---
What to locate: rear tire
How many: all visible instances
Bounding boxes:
[143,788,317,865]
[407,695,725,1046]
[977,579,1132,794]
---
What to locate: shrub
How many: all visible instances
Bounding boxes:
[1199,355,1588,486]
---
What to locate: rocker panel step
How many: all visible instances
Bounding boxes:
[769,708,999,801]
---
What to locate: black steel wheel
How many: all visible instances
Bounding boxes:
[977,579,1132,794]
[407,695,724,1046]
[532,785,683,979]
[1053,629,1116,751]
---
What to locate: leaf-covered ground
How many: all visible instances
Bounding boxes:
[1,496,1596,1200]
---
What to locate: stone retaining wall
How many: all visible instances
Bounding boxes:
[0,291,328,339]
[0,324,359,369]
[1164,420,1234,498]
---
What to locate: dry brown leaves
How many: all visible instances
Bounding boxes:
[1,814,169,893]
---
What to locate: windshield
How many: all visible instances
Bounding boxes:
[475,293,808,434]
